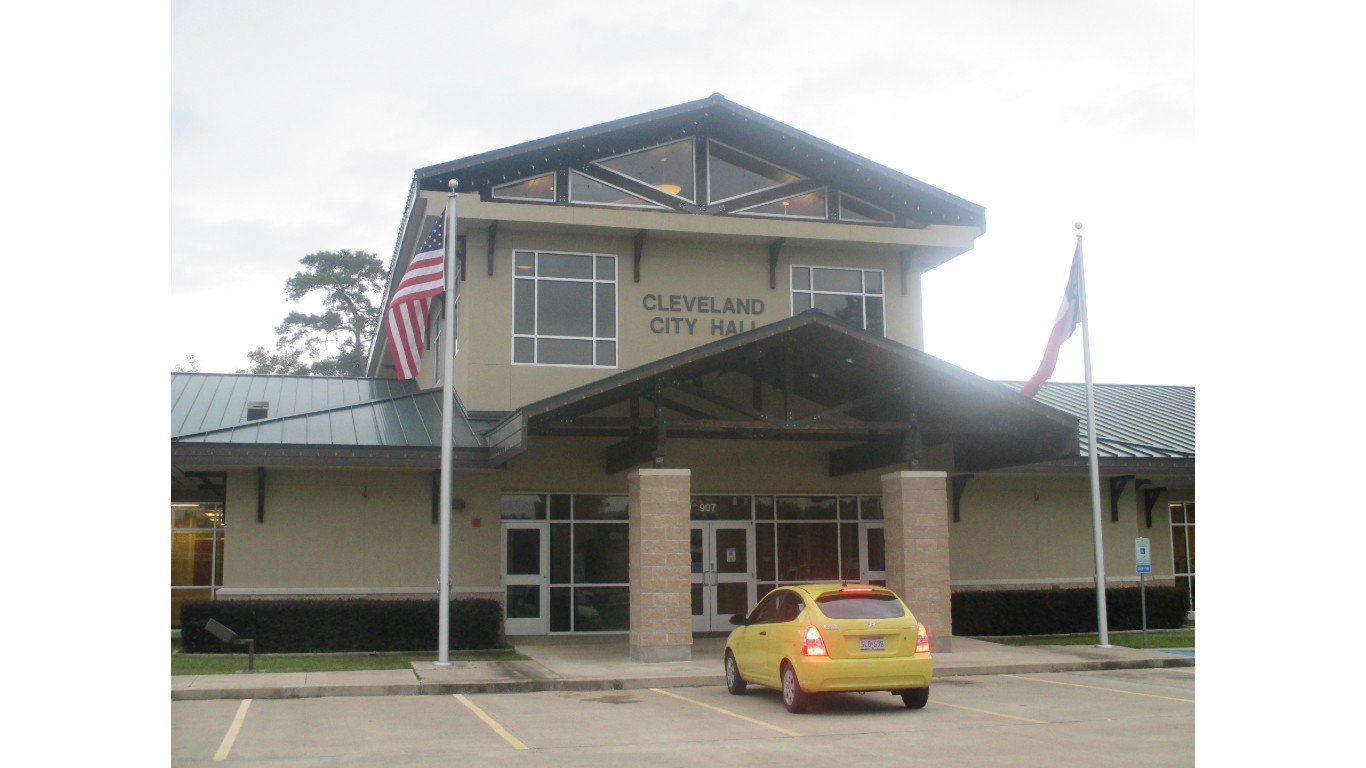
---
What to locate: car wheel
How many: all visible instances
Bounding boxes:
[900,687,929,709]
[781,662,810,713]
[725,651,747,695]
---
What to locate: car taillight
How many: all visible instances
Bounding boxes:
[915,622,931,654]
[801,624,828,656]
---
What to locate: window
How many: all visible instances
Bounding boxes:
[171,502,224,627]
[838,193,894,224]
[815,593,905,619]
[502,493,631,633]
[790,266,885,335]
[593,139,695,201]
[734,188,828,220]
[1170,501,1195,613]
[568,171,667,209]
[513,250,617,367]
[745,495,883,594]
[492,172,556,202]
[707,140,800,203]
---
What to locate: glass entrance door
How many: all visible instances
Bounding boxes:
[860,523,886,585]
[502,522,548,635]
[691,522,753,632]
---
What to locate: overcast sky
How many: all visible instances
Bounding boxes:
[170,0,1194,385]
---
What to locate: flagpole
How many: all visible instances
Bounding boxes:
[435,179,459,667]
[1075,222,1110,647]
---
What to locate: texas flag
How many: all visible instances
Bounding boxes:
[1020,238,1083,398]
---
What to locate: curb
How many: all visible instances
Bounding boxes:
[170,657,1191,701]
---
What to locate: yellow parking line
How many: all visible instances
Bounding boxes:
[1002,674,1195,703]
[213,699,251,761]
[649,688,802,737]
[929,699,1049,724]
[453,694,529,750]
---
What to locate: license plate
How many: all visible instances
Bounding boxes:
[860,636,885,652]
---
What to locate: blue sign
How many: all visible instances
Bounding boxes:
[1135,537,1152,574]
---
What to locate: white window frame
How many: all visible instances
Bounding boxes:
[789,265,886,334]
[732,188,829,221]
[1169,501,1196,613]
[568,170,669,210]
[591,138,697,203]
[837,192,895,225]
[491,172,557,202]
[706,139,803,205]
[511,250,619,368]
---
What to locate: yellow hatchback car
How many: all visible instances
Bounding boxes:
[724,583,932,713]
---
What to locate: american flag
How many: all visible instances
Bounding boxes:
[386,217,446,380]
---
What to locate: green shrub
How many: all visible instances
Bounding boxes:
[179,598,504,654]
[951,587,1187,636]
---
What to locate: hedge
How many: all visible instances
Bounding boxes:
[179,598,503,654]
[951,587,1188,637]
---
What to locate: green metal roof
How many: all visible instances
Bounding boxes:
[171,373,487,450]
[1007,382,1194,460]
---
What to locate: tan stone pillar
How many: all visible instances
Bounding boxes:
[627,468,692,662]
[881,470,953,652]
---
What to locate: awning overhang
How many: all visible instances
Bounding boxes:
[490,312,1079,476]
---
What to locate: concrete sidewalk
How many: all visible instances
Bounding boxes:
[171,635,1194,701]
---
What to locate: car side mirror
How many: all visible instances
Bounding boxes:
[729,613,749,626]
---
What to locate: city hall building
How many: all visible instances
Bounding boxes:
[171,95,1194,659]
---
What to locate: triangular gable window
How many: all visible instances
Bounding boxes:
[568,171,669,209]
[593,139,695,201]
[734,188,827,220]
[838,193,894,224]
[493,173,556,201]
[707,141,801,203]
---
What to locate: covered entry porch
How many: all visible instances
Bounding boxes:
[489,313,1078,661]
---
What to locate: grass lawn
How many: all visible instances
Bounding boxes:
[987,628,1194,649]
[171,640,527,676]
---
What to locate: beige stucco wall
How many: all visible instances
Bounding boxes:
[220,467,505,595]
[213,455,1193,610]
[949,473,1195,589]
[407,191,955,413]
[217,441,1208,594]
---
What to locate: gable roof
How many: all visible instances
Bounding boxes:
[413,94,985,229]
[487,311,1079,475]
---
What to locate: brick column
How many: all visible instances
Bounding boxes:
[881,470,953,652]
[628,468,692,662]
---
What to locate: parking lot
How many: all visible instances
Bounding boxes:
[172,666,1194,766]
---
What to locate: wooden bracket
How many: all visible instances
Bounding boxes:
[634,230,647,283]
[1143,487,1168,528]
[951,474,975,523]
[769,238,785,289]
[1109,475,1135,522]
[486,221,498,277]
[257,467,266,523]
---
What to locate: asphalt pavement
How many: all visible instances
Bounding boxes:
[171,635,1194,701]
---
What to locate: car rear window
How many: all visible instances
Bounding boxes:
[814,593,906,619]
